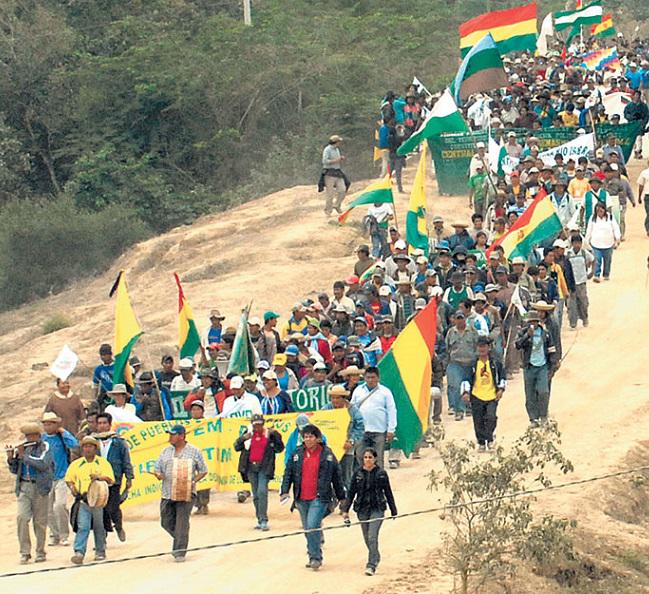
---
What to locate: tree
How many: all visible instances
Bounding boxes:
[429,421,575,594]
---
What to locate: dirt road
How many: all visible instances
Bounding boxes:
[0,161,648,593]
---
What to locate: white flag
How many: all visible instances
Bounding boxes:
[50,344,79,380]
[412,76,432,97]
[511,285,527,317]
[537,13,554,57]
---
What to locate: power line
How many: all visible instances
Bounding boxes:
[1,463,647,579]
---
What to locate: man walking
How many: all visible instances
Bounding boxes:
[321,135,348,216]
[153,425,208,562]
[461,337,506,451]
[565,235,593,329]
[7,422,54,564]
[280,424,346,570]
[64,436,114,564]
[637,158,649,237]
[96,412,133,542]
[515,312,559,426]
[445,311,479,421]
[234,414,284,531]
[42,412,77,547]
[350,367,397,469]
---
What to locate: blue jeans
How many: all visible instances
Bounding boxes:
[295,498,328,562]
[248,466,269,523]
[358,509,384,569]
[74,502,106,556]
[370,229,389,259]
[446,362,472,413]
[523,364,550,422]
[592,246,612,279]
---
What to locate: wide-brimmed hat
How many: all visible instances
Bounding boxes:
[329,385,350,397]
[340,365,364,377]
[81,436,99,447]
[20,422,42,436]
[108,383,129,395]
[209,309,226,320]
[41,412,62,423]
[532,300,555,312]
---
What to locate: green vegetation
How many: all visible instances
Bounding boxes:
[42,313,73,335]
[0,0,639,309]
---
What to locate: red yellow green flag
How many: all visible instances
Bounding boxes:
[486,188,562,260]
[378,299,437,456]
[174,273,201,359]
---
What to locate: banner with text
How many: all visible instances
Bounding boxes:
[288,385,331,411]
[428,122,641,195]
[115,409,348,507]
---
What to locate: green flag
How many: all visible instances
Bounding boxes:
[227,310,256,376]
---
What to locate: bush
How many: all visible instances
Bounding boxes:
[0,196,148,309]
[42,313,72,335]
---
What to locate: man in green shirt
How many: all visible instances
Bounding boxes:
[468,165,488,216]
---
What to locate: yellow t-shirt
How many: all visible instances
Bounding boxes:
[568,177,590,202]
[560,112,579,127]
[472,360,497,401]
[280,317,308,340]
[64,455,115,495]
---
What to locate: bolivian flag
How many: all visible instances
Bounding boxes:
[111,271,143,387]
[338,175,393,224]
[591,14,615,38]
[174,273,201,359]
[486,189,562,260]
[459,2,537,57]
[378,299,437,456]
[406,144,429,255]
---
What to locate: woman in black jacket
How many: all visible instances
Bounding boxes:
[340,448,397,576]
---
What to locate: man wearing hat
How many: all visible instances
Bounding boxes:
[7,422,54,564]
[65,435,115,564]
[42,412,78,547]
[447,222,475,252]
[134,371,164,421]
[104,383,141,423]
[468,162,489,216]
[321,134,348,215]
[548,179,576,227]
[461,336,506,451]
[301,361,332,392]
[203,309,225,351]
[394,278,415,331]
[323,385,364,487]
[446,311,479,421]
[443,271,475,314]
[234,414,285,531]
[385,239,415,278]
[353,244,375,277]
[281,303,309,340]
[515,312,559,426]
[429,216,448,252]
[353,317,383,366]
[183,367,222,417]
[469,141,490,177]
[152,425,208,561]
[92,343,114,412]
[221,375,263,419]
[170,358,201,392]
[258,311,281,364]
[306,318,333,364]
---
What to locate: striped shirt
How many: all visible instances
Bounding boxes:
[155,443,207,500]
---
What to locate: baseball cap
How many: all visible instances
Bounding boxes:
[313,362,327,371]
[285,344,299,356]
[166,425,186,435]
[296,414,310,429]
[262,370,278,381]
[229,376,244,389]
[251,413,265,425]
[263,311,280,323]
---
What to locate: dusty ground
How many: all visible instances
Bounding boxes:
[0,153,648,593]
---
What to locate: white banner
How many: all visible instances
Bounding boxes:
[538,133,595,166]
[50,344,79,380]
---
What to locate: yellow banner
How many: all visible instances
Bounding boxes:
[114,409,349,507]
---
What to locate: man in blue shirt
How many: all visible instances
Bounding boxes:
[515,313,559,426]
[93,343,114,411]
[203,309,225,347]
[42,412,78,546]
[625,62,643,91]
[378,118,392,178]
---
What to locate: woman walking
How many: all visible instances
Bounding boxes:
[340,448,397,576]
[585,201,621,282]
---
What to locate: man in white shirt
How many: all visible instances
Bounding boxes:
[469,142,490,178]
[367,202,394,259]
[220,376,262,419]
[637,159,649,236]
[170,358,201,392]
[350,366,397,469]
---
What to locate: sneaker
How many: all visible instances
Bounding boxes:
[19,554,30,565]
[447,408,455,416]
[305,561,313,568]
[174,556,186,563]
[260,521,269,532]
[254,522,262,530]
[95,552,106,561]
[35,553,46,563]
[60,538,69,546]
[389,460,400,469]
[310,560,322,571]
[71,552,84,565]
[365,566,376,576]
[454,412,464,421]
[593,277,601,283]
[117,528,126,542]
[49,537,60,547]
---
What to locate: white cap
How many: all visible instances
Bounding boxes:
[248,316,261,326]
[609,163,619,171]
[394,239,407,250]
[378,285,391,297]
[429,286,444,298]
[553,239,568,249]
[262,370,278,381]
[229,375,244,389]
[179,357,195,369]
[313,362,327,371]
[476,142,486,149]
